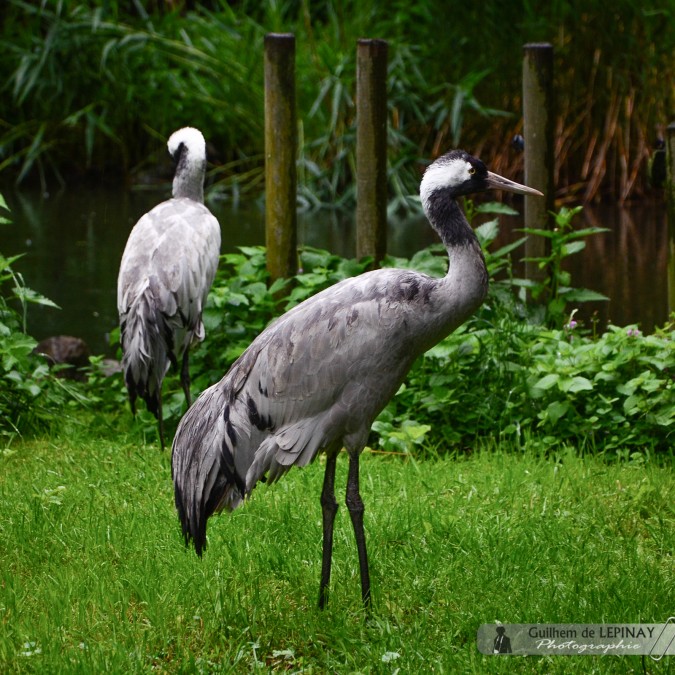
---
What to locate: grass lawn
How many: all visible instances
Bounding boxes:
[0,418,673,673]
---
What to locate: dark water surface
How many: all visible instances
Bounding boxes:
[1,186,669,356]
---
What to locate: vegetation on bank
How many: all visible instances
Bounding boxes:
[1,197,673,454]
[1,0,672,202]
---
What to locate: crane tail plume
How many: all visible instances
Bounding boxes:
[120,291,172,419]
[172,383,248,555]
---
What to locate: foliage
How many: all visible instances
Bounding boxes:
[3,1,667,201]
[385,316,674,456]
[1,0,266,191]
[0,193,95,438]
[6,191,670,454]
[513,205,609,326]
[0,432,672,672]
[154,206,671,456]
[0,244,74,437]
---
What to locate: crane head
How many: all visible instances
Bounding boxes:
[167,127,206,163]
[167,127,208,201]
[420,149,543,208]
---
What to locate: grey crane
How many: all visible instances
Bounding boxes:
[172,150,542,607]
[117,127,221,449]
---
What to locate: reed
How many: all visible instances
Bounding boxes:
[0,0,671,202]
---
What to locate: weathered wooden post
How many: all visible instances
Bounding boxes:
[264,33,297,281]
[522,43,555,284]
[666,122,675,314]
[356,38,388,265]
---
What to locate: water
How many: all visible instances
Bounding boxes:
[1,186,669,356]
[564,203,669,332]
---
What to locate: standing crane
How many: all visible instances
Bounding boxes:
[117,127,221,449]
[172,150,542,607]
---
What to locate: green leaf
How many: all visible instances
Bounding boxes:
[490,236,528,259]
[561,241,586,256]
[623,394,642,415]
[562,288,609,302]
[13,286,60,309]
[534,373,560,390]
[566,376,593,393]
[475,202,519,216]
[564,226,610,238]
[545,400,571,424]
[520,227,557,239]
[0,193,10,224]
[475,219,499,245]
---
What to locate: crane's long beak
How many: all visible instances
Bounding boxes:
[486,171,544,196]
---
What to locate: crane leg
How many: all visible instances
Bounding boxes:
[318,453,338,609]
[180,349,192,408]
[346,451,371,608]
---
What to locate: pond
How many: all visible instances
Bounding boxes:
[1,185,670,356]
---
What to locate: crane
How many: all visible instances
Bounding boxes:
[117,127,221,449]
[172,149,542,607]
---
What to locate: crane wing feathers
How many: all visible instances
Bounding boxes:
[172,269,438,552]
[118,198,220,330]
[118,197,220,416]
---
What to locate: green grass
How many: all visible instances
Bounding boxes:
[0,418,673,673]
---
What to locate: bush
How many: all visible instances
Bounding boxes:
[382,316,674,455]
[180,207,673,455]
[0,194,95,438]
[0,250,68,437]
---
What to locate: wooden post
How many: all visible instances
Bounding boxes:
[666,122,675,314]
[264,33,297,281]
[522,43,555,283]
[356,38,388,265]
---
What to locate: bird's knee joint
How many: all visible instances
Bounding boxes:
[321,493,338,513]
[345,493,364,515]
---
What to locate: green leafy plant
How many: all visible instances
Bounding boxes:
[178,206,672,456]
[515,206,609,326]
[527,321,674,450]
[370,208,672,454]
[0,196,76,437]
[3,1,672,200]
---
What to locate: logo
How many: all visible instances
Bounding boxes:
[477,620,675,658]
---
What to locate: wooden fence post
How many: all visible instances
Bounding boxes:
[264,33,297,281]
[522,43,555,284]
[356,38,388,265]
[666,122,675,314]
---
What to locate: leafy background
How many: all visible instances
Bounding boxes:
[1,0,672,203]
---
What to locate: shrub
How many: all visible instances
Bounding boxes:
[181,207,673,455]
[0,251,65,437]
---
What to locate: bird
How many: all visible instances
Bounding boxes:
[171,149,542,607]
[511,134,525,153]
[117,127,221,449]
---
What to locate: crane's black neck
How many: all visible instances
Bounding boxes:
[425,191,478,250]
[172,142,206,203]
